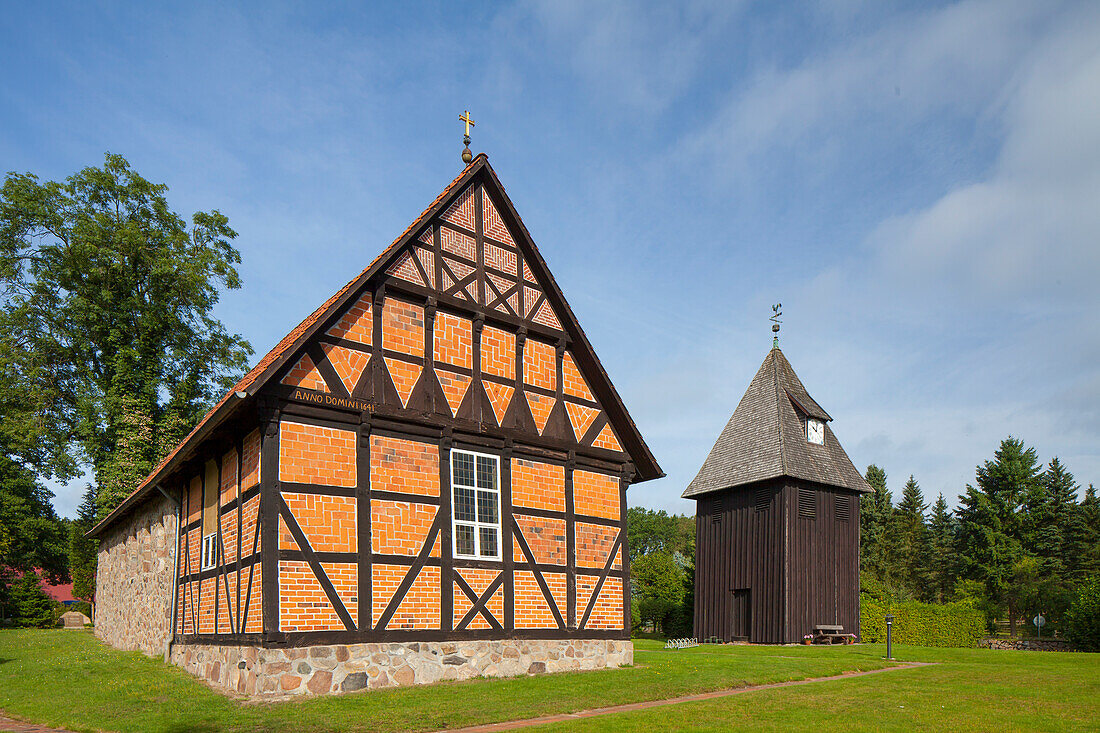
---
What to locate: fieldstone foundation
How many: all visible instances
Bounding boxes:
[171,638,633,697]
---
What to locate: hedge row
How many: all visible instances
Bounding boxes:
[860,593,985,648]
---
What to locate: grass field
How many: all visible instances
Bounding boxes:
[0,630,1096,732]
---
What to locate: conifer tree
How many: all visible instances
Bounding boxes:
[927,493,955,603]
[69,485,98,605]
[955,437,1040,635]
[860,465,893,586]
[1038,458,1084,581]
[10,570,55,628]
[893,475,930,599]
[1079,485,1100,579]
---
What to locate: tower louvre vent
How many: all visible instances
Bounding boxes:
[754,486,770,512]
[835,495,850,522]
[798,487,816,519]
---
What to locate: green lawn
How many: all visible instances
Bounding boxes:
[0,630,1096,732]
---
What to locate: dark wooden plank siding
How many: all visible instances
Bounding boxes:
[693,478,785,644]
[783,482,861,643]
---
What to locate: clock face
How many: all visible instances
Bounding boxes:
[807,419,825,445]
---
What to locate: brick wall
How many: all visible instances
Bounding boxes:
[562,351,593,401]
[374,566,440,630]
[514,571,566,628]
[511,458,565,512]
[576,522,621,569]
[281,493,357,553]
[382,297,424,357]
[513,514,566,565]
[371,500,438,556]
[481,325,514,380]
[573,469,620,521]
[523,339,556,391]
[371,435,439,496]
[279,421,356,487]
[326,293,373,344]
[434,311,472,369]
[280,560,357,632]
[453,568,505,629]
[95,492,177,657]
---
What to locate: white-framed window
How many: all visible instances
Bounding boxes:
[450,449,501,560]
[201,533,218,570]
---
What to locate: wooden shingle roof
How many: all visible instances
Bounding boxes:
[682,347,870,498]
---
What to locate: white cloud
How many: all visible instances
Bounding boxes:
[515,0,746,112]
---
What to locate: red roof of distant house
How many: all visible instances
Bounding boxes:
[43,579,76,604]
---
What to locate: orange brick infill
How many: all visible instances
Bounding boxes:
[326,292,372,344]
[562,350,593,401]
[575,522,621,569]
[523,338,556,391]
[512,514,566,565]
[434,310,473,369]
[510,458,565,512]
[371,435,439,496]
[480,324,515,380]
[371,500,439,556]
[241,428,261,490]
[278,421,356,487]
[279,560,357,632]
[440,662,937,732]
[381,297,424,357]
[572,469,620,521]
[279,493,356,553]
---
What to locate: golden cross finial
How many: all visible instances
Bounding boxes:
[460,110,475,137]
[460,110,476,163]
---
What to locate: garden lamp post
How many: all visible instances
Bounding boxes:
[885,614,894,660]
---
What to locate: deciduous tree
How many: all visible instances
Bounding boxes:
[0,154,252,518]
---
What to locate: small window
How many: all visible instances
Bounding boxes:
[835,495,850,522]
[798,487,816,519]
[201,533,218,570]
[451,450,501,560]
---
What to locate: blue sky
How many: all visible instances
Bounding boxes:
[3,1,1098,518]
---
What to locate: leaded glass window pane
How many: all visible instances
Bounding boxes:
[453,453,475,487]
[476,455,496,490]
[454,487,476,522]
[455,524,475,556]
[479,526,498,558]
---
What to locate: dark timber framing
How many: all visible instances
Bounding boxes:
[94,155,658,651]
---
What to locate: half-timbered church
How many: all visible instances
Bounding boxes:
[89,153,661,696]
[684,344,870,644]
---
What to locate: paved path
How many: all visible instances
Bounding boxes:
[443,662,936,732]
[0,714,78,733]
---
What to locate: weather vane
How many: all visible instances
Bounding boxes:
[771,303,782,348]
[459,110,475,164]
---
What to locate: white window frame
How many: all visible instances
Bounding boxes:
[201,533,218,570]
[450,449,502,561]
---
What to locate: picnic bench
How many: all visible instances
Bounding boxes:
[811,624,849,644]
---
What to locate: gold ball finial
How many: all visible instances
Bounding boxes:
[462,147,473,164]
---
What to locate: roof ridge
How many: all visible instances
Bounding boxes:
[772,349,788,477]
